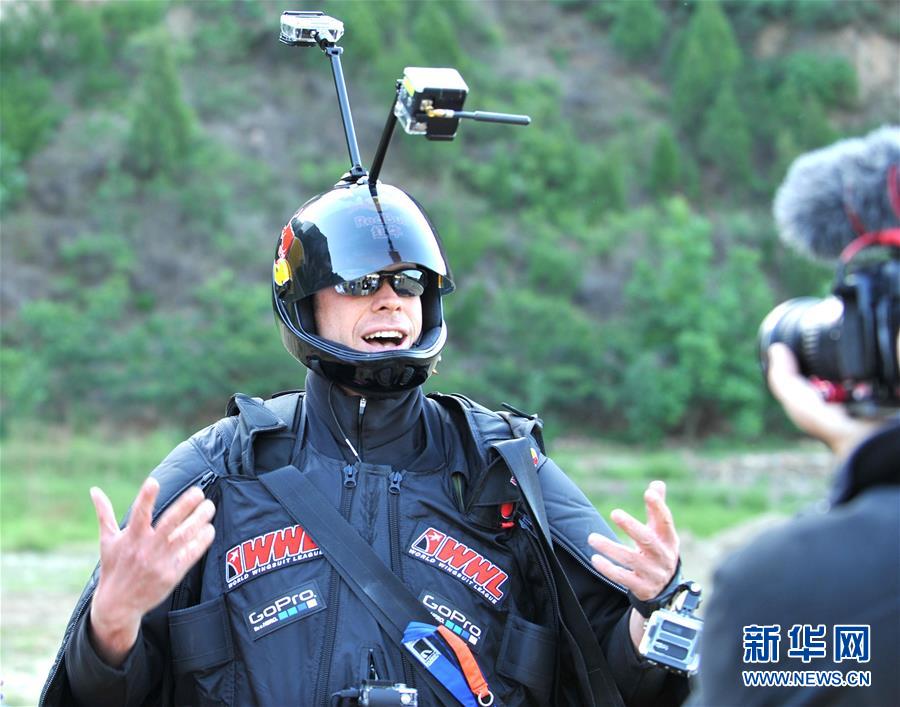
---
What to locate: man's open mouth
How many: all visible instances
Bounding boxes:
[362,330,407,348]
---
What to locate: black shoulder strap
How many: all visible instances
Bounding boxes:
[491,438,625,707]
[226,390,304,474]
[257,466,469,707]
[429,393,624,707]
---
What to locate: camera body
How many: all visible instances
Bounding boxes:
[759,256,900,409]
[639,609,703,676]
[638,582,703,676]
[279,11,344,47]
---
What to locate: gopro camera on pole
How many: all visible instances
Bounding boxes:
[273,10,531,394]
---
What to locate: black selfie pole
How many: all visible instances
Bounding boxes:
[322,43,366,181]
[368,82,402,192]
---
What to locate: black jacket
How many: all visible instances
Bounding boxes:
[693,420,900,706]
[51,372,681,706]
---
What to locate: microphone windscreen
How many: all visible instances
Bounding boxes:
[773,125,900,262]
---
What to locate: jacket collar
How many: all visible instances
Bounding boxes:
[304,370,427,467]
[830,417,900,506]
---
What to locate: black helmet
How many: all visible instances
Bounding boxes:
[272,181,455,394]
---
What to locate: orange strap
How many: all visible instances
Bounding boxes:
[437,624,494,705]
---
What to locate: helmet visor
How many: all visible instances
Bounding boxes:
[276,183,454,302]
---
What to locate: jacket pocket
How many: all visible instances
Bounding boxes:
[169,594,234,706]
[497,614,556,702]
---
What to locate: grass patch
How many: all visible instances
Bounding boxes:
[550,440,828,538]
[0,427,831,550]
[1,425,184,551]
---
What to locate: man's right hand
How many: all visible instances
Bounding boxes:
[88,477,216,667]
[767,343,881,459]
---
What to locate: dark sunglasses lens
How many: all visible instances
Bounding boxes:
[335,269,427,296]
[392,269,427,296]
[335,274,381,296]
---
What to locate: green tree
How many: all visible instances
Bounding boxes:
[611,0,665,62]
[670,0,742,131]
[648,126,682,196]
[0,72,65,159]
[125,31,198,180]
[699,82,753,185]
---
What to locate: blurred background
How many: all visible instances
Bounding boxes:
[1,0,898,703]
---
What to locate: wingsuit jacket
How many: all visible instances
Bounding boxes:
[46,372,684,707]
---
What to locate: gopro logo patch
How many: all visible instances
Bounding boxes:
[419,590,485,650]
[244,581,326,640]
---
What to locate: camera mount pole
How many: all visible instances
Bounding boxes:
[320,42,366,182]
[368,82,402,192]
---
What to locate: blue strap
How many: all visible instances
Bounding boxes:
[403,622,477,707]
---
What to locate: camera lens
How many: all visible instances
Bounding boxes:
[758,296,845,380]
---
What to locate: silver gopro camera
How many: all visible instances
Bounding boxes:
[638,582,703,675]
[279,11,344,47]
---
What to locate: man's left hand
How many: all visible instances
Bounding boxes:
[587,480,680,647]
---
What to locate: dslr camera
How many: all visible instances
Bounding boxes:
[759,255,900,410]
[758,127,900,412]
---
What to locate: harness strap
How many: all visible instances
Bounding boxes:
[490,438,626,707]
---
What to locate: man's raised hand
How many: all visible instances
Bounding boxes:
[88,477,216,667]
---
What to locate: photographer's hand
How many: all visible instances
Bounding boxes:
[767,343,880,459]
[587,480,680,649]
[88,478,216,667]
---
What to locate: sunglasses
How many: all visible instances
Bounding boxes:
[333,268,428,297]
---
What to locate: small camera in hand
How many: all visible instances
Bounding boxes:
[638,582,703,676]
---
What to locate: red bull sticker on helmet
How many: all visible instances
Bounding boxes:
[273,257,292,286]
[408,526,509,605]
[225,524,322,590]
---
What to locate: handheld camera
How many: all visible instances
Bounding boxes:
[758,127,900,413]
[638,582,703,676]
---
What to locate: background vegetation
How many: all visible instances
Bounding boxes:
[1,0,898,546]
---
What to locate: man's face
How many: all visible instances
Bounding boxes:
[313,265,423,352]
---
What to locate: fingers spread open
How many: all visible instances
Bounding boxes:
[167,499,216,546]
[90,487,119,539]
[174,524,216,571]
[610,508,657,552]
[588,532,635,570]
[155,486,207,538]
[645,482,678,549]
[129,477,160,532]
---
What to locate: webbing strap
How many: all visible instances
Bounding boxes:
[258,465,484,707]
[490,438,626,707]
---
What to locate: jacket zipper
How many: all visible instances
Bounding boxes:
[553,527,627,593]
[356,396,367,460]
[521,520,560,635]
[40,470,219,706]
[314,463,358,706]
[388,469,416,690]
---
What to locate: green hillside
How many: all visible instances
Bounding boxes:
[2,0,898,442]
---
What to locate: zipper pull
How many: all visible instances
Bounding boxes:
[343,463,358,489]
[389,470,404,495]
[198,470,217,492]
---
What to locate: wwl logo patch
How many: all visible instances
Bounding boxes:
[225,524,321,589]
[408,527,508,605]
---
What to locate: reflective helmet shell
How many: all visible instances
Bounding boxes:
[272,182,455,394]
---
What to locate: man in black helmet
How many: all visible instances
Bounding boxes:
[44,182,689,707]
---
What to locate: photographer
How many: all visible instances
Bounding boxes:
[694,127,900,706]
